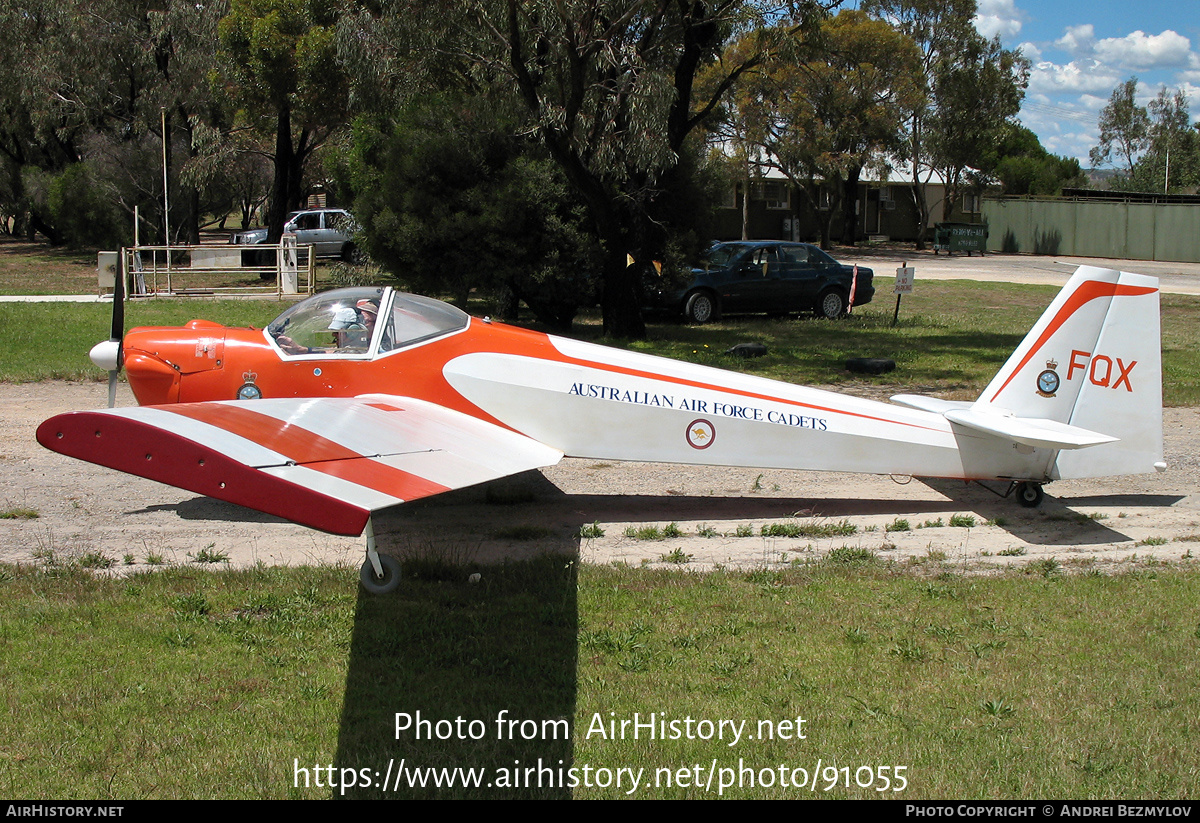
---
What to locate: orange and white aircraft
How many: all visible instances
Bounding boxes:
[38,266,1164,592]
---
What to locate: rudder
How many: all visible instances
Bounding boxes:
[973,266,1163,479]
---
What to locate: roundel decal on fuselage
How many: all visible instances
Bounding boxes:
[686,419,716,449]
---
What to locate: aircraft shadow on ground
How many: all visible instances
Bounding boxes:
[128,497,293,524]
[134,470,1186,556]
[333,552,579,799]
[388,471,1182,550]
[918,478,1185,546]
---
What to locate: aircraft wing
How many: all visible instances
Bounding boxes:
[36,395,563,536]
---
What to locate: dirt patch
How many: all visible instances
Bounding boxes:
[4,381,1199,576]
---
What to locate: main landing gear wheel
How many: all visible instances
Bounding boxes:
[358,517,400,594]
[360,555,402,595]
[1015,481,1044,508]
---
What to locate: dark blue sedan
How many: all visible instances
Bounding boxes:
[645,241,875,323]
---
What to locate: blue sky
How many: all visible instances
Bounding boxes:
[972,0,1200,165]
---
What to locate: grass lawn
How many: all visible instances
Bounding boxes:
[1,557,1197,799]
[0,240,99,295]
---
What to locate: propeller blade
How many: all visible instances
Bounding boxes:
[100,252,125,408]
[111,253,124,342]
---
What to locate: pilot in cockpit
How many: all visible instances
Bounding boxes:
[271,294,388,355]
[327,305,368,349]
[275,300,374,354]
[337,299,381,351]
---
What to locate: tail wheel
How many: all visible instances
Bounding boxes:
[685,291,718,323]
[1015,481,1044,508]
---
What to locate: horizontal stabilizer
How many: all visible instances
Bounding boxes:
[943,409,1117,451]
[890,394,973,414]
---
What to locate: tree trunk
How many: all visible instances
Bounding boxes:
[841,167,862,246]
[909,115,931,251]
[599,247,646,339]
[178,116,201,245]
[741,176,750,240]
[267,105,295,243]
[819,184,840,250]
[30,211,61,245]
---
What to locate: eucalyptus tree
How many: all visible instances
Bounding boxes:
[217,0,348,243]
[863,0,1025,247]
[724,9,922,248]
[0,0,230,246]
[1089,78,1149,178]
[341,0,834,338]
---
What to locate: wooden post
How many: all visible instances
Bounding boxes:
[892,260,906,327]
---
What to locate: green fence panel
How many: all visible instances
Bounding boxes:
[983,198,1200,263]
[1153,204,1200,262]
[1075,201,1126,259]
[1125,204,1156,260]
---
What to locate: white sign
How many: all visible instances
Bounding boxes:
[894,266,915,295]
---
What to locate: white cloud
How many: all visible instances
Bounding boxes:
[974,0,1023,41]
[1093,30,1192,70]
[1027,60,1121,95]
[1018,41,1042,62]
[1055,24,1095,57]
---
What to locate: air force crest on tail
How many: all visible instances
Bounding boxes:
[686,419,716,449]
[1036,359,1060,397]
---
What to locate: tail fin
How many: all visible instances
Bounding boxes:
[974,266,1163,479]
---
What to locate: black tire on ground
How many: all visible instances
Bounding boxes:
[845,357,896,375]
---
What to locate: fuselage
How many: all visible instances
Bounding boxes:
[119,288,1053,484]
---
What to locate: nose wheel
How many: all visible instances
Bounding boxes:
[359,517,402,594]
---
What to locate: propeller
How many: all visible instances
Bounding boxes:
[89,257,125,407]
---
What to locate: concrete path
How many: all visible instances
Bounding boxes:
[0,294,111,303]
[838,248,1200,295]
[4,251,1200,301]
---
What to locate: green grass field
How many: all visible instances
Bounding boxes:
[1,557,1197,799]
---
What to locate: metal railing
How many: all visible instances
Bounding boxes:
[115,243,315,298]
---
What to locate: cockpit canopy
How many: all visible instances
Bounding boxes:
[266,287,469,358]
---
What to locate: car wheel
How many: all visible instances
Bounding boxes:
[685,291,719,323]
[342,243,365,264]
[816,289,847,319]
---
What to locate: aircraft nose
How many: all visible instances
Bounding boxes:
[124,350,181,405]
[89,339,121,372]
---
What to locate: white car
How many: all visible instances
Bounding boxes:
[232,208,361,261]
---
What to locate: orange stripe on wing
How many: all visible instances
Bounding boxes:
[307,458,449,501]
[162,403,450,502]
[166,403,358,462]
